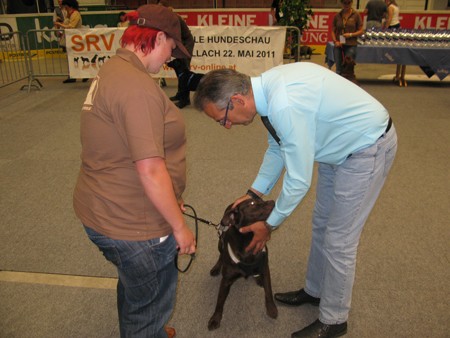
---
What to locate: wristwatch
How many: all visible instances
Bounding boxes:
[246,189,262,200]
[264,222,274,233]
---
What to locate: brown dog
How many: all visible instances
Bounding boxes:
[208,198,278,331]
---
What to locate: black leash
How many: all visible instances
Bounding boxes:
[175,204,221,273]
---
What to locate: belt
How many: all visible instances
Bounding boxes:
[347,117,392,159]
[379,117,393,139]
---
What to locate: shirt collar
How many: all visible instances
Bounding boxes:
[250,76,268,117]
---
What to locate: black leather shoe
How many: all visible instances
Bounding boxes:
[292,319,347,338]
[175,99,190,109]
[275,288,320,306]
[169,94,180,101]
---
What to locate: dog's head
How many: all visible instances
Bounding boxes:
[220,199,275,230]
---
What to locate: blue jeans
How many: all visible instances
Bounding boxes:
[305,125,397,324]
[84,226,178,338]
[334,45,357,75]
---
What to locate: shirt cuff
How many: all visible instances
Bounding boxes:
[266,210,284,228]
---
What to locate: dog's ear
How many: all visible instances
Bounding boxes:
[220,203,238,227]
[233,198,256,229]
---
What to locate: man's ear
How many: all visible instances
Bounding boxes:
[231,94,246,106]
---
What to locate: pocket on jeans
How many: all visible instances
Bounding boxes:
[343,143,377,175]
[84,226,122,267]
[96,244,121,267]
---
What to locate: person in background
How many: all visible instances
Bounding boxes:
[384,0,403,85]
[157,0,195,109]
[53,0,67,51]
[331,0,364,79]
[364,0,387,30]
[193,63,397,338]
[117,11,129,28]
[73,5,196,338]
[54,0,86,83]
[53,0,66,27]
[270,0,283,26]
[384,0,400,29]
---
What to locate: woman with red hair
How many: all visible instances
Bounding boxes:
[73,5,195,338]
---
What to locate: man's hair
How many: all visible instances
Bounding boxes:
[193,69,251,111]
[120,11,160,55]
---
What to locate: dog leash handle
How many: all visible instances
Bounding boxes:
[174,204,200,273]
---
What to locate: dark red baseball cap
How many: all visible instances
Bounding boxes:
[130,4,190,59]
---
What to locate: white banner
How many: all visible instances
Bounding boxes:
[66,26,286,79]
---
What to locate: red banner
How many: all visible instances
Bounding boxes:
[176,9,450,53]
[177,10,271,26]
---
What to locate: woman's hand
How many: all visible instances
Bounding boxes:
[173,225,196,255]
[176,201,196,255]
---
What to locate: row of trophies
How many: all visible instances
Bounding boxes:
[357,28,450,48]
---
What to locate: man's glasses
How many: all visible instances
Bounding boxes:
[219,99,232,126]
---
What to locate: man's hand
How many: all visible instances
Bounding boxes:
[239,221,271,254]
[231,194,251,209]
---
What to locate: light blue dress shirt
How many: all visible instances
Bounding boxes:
[250,62,389,228]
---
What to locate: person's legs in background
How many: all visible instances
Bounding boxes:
[344,45,357,60]
[334,46,343,75]
[167,58,191,109]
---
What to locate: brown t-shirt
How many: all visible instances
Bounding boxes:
[332,9,362,46]
[73,48,186,241]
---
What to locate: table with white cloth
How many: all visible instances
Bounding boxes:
[325,42,450,86]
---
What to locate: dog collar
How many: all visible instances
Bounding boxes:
[227,243,266,264]
[227,243,241,264]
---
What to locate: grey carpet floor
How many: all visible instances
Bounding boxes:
[1,57,449,337]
